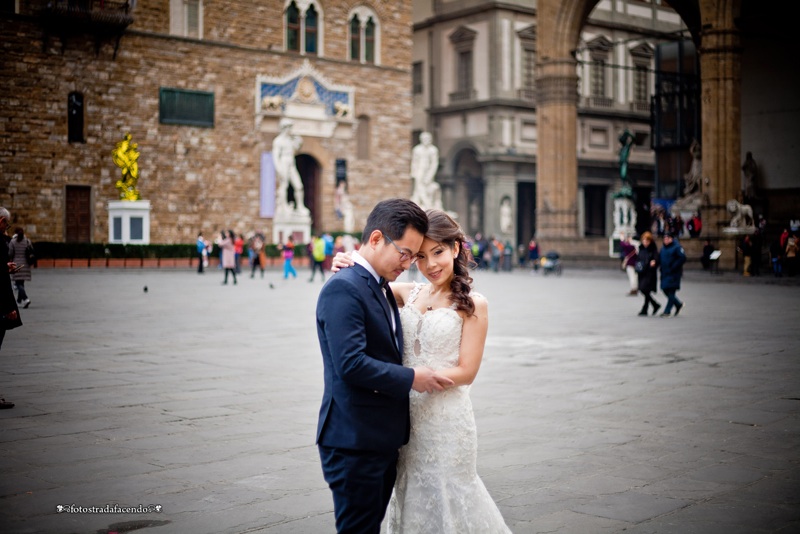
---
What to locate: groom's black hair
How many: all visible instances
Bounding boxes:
[362,198,428,244]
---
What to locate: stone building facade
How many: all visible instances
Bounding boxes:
[412,0,684,248]
[0,0,415,244]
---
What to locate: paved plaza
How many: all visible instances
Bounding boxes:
[0,265,798,534]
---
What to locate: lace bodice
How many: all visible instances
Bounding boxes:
[400,284,463,371]
[386,283,511,534]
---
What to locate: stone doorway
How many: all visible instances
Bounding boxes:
[66,185,91,242]
[295,154,321,232]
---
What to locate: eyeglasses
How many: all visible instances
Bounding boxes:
[384,235,417,264]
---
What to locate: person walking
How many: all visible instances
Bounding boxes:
[619,233,639,295]
[527,238,540,273]
[280,235,298,279]
[216,230,237,285]
[249,233,266,279]
[8,227,34,309]
[315,198,452,533]
[0,207,22,408]
[659,232,687,317]
[308,235,326,282]
[636,231,661,316]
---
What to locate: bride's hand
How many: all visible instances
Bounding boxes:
[331,251,355,273]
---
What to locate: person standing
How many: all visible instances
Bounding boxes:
[659,232,687,317]
[196,232,208,274]
[315,198,452,534]
[216,230,237,285]
[233,233,245,274]
[308,235,326,282]
[739,235,753,276]
[280,235,298,280]
[0,207,22,408]
[619,234,639,296]
[8,227,33,309]
[330,209,512,533]
[636,231,661,316]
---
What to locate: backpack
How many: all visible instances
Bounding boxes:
[312,238,326,262]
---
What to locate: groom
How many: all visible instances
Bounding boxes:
[316,198,453,533]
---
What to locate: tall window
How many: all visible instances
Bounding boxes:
[634,65,648,102]
[590,59,606,97]
[449,26,477,102]
[457,51,473,95]
[348,7,380,65]
[68,92,84,143]
[286,2,300,52]
[350,16,360,61]
[170,0,203,39]
[587,36,612,104]
[285,1,323,56]
[364,18,375,63]
[630,43,654,109]
[412,62,423,95]
[517,25,537,101]
[305,5,318,55]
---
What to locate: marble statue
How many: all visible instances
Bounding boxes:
[410,132,443,210]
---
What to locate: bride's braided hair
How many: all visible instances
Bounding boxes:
[425,209,476,316]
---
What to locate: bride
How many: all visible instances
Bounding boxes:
[334,209,511,533]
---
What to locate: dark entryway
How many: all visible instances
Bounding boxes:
[65,185,91,242]
[295,154,321,232]
[517,182,536,246]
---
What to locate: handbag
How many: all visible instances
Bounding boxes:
[634,260,645,273]
[621,251,635,271]
[25,241,37,268]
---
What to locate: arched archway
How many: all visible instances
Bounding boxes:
[451,148,483,236]
[295,154,322,232]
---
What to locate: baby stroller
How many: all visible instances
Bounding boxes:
[540,251,563,276]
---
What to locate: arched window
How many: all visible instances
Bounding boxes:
[348,7,380,65]
[286,2,300,52]
[68,91,84,144]
[285,1,324,56]
[305,5,318,55]
[364,18,375,63]
[350,16,360,61]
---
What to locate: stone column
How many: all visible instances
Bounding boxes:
[535,59,580,238]
[699,22,742,238]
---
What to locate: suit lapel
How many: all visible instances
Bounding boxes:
[351,264,403,356]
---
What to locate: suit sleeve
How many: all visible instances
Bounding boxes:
[317,276,414,399]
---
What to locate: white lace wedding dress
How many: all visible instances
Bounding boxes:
[385,284,511,534]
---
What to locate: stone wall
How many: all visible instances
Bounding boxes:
[0,1,413,244]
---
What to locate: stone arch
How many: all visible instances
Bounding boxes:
[448,145,483,236]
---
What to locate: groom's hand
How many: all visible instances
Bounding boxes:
[411,367,455,393]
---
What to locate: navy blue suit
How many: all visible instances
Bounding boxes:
[316,262,415,533]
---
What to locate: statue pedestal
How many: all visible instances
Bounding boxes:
[108,200,151,244]
[273,207,311,244]
[609,197,637,257]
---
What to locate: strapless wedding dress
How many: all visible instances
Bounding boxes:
[385,284,511,534]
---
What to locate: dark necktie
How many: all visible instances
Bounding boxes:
[379,277,400,350]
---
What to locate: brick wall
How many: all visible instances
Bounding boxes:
[0,0,413,244]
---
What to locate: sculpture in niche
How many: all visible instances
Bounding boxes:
[273,118,309,215]
[410,132,443,210]
[500,197,513,234]
[741,151,758,200]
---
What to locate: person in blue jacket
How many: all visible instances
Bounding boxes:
[659,232,686,317]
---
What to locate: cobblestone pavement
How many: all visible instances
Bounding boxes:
[1,266,798,534]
